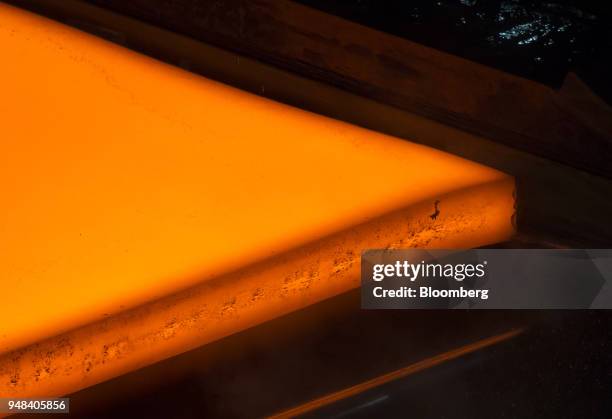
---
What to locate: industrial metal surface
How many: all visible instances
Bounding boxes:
[0,2,514,401]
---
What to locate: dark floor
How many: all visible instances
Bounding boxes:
[305,311,612,419]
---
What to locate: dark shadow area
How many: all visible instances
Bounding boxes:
[305,310,612,419]
[297,0,612,103]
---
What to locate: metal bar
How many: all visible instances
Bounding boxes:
[0,2,514,400]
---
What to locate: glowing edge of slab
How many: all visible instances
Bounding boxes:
[0,179,515,399]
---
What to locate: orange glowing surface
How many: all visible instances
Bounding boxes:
[0,3,514,399]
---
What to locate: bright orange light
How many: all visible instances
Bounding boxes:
[0,3,514,400]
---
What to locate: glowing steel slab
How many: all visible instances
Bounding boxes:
[0,3,514,399]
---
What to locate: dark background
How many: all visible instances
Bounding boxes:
[297,0,612,104]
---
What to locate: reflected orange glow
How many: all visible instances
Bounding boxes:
[0,3,514,400]
[269,328,524,419]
